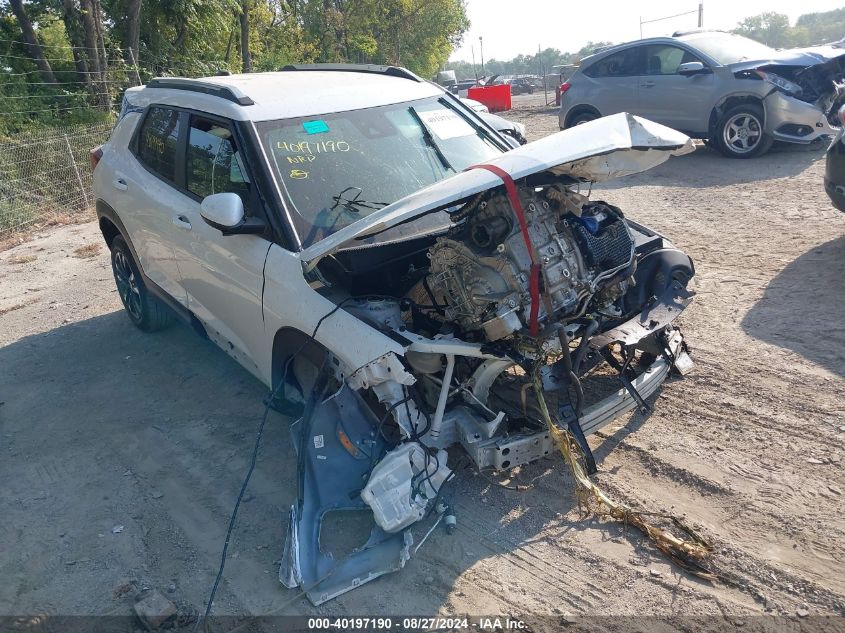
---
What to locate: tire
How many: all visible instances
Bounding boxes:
[714,104,773,158]
[110,235,173,332]
[567,110,598,128]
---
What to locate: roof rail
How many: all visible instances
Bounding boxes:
[279,63,421,82]
[146,77,255,105]
[672,28,723,37]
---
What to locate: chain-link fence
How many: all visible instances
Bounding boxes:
[0,119,115,236]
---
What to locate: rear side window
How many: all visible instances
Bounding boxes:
[186,117,251,204]
[137,107,181,181]
[583,48,641,78]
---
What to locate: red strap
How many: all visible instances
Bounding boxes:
[467,163,541,337]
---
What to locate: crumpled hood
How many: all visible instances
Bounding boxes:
[729,48,845,72]
[300,112,694,268]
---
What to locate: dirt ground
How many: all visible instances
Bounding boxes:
[1,93,844,626]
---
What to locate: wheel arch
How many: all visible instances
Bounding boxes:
[564,104,602,128]
[708,94,765,139]
[271,326,330,392]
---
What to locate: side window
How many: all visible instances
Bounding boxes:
[186,117,251,207]
[583,48,641,78]
[643,45,703,75]
[137,107,181,181]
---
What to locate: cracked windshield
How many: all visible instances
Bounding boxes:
[258,99,502,246]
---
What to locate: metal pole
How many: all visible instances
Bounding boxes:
[128,48,142,87]
[472,45,478,82]
[639,17,643,39]
[698,2,704,28]
[479,36,484,76]
[64,134,89,210]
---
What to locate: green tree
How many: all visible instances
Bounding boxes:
[733,12,793,48]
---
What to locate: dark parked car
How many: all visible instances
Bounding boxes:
[825,105,845,211]
[509,77,535,94]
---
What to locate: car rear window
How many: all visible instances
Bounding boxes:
[136,106,181,181]
[583,48,641,78]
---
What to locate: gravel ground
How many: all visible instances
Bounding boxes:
[1,94,844,627]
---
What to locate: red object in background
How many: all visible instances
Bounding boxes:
[555,81,572,106]
[467,84,512,113]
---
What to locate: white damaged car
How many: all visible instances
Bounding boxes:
[93,65,696,604]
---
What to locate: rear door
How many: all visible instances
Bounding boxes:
[580,46,643,116]
[637,44,716,133]
[116,105,187,305]
[167,113,270,377]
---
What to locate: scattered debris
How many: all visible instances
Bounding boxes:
[650,569,663,578]
[113,581,135,600]
[150,490,164,499]
[806,458,825,465]
[797,606,810,618]
[133,590,177,630]
[112,525,125,534]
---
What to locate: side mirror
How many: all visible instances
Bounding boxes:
[678,61,708,76]
[200,192,264,235]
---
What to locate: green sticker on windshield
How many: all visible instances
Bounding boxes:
[303,119,329,134]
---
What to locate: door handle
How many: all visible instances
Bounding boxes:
[172,215,192,230]
[112,178,128,191]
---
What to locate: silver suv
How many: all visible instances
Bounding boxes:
[559,31,844,158]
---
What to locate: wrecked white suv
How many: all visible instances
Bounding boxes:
[93,64,696,605]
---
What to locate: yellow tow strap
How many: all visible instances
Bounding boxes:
[531,369,717,581]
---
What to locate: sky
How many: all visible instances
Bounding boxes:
[449,0,845,62]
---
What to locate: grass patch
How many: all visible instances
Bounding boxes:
[72,243,101,259]
[6,254,37,265]
[0,297,39,316]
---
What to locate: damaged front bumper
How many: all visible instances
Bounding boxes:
[766,89,840,144]
[279,280,694,605]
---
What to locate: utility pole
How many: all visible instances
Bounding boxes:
[479,35,484,77]
[698,2,704,28]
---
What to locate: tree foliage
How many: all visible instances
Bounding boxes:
[733,8,845,48]
[0,0,469,133]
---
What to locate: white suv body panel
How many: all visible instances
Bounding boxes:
[94,70,699,605]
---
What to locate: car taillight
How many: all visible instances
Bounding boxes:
[559,81,572,95]
[90,145,103,171]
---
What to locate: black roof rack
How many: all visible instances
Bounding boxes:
[146,78,254,105]
[279,63,421,82]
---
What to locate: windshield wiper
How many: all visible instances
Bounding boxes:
[331,186,388,213]
[440,97,510,152]
[408,108,454,172]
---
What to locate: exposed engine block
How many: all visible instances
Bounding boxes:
[427,187,634,340]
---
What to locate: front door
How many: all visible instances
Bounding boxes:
[637,44,716,133]
[168,114,270,377]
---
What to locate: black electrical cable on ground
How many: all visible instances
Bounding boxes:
[192,297,372,633]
